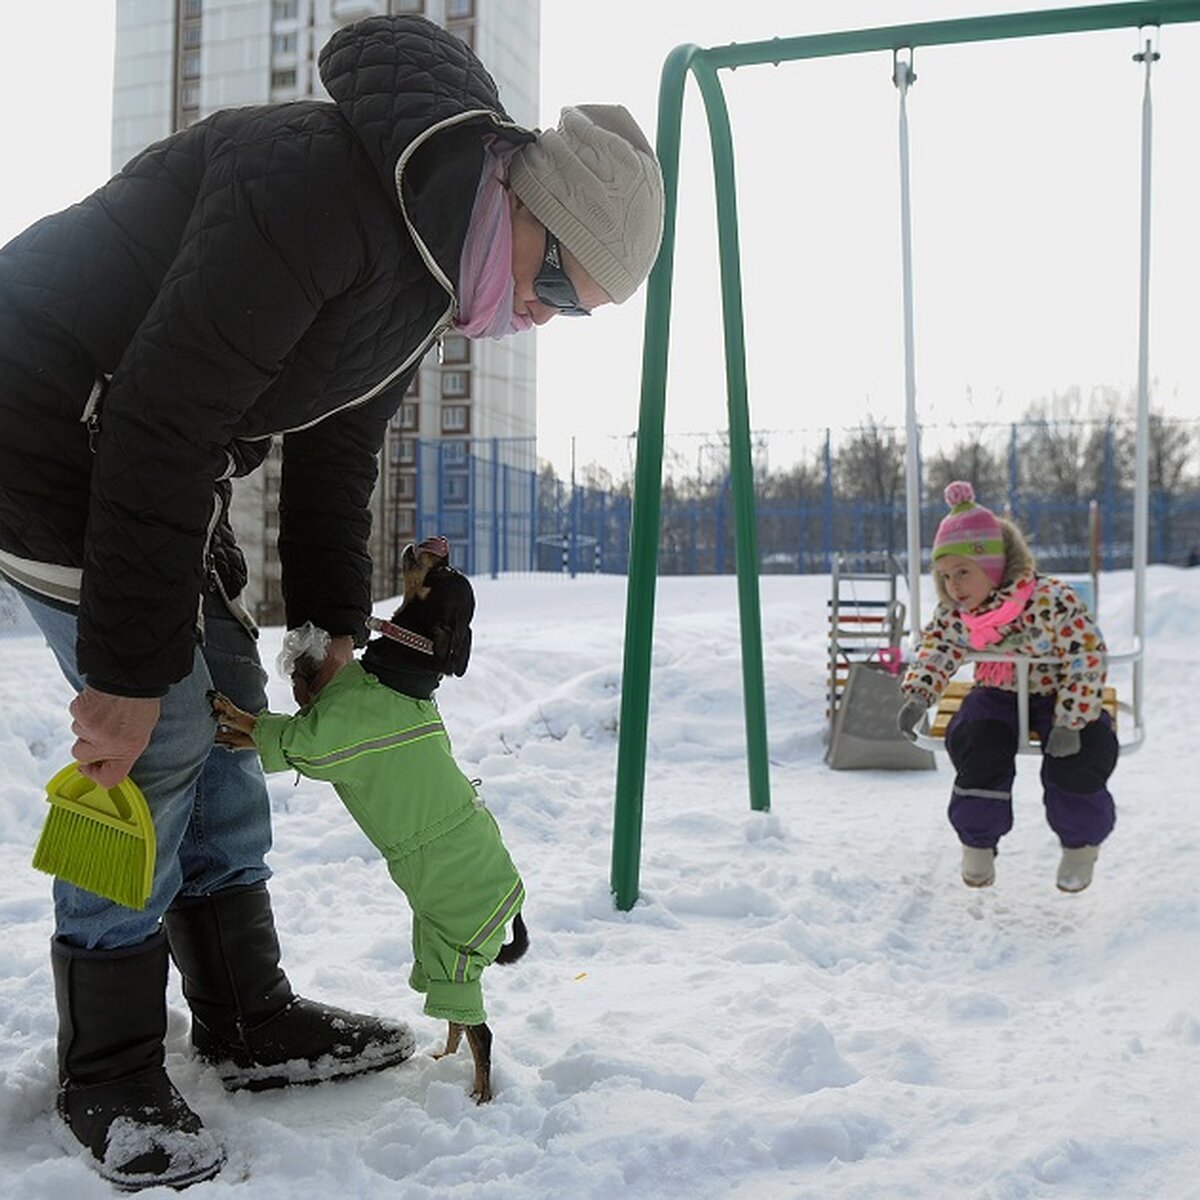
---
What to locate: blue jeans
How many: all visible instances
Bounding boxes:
[21,589,273,949]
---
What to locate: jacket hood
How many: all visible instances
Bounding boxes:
[319,14,521,212]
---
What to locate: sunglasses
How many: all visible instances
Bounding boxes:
[533,229,591,316]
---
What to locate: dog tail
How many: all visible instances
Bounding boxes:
[495,912,528,965]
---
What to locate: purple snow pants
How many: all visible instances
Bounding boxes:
[945,687,1117,851]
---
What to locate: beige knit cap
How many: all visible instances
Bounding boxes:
[508,105,664,305]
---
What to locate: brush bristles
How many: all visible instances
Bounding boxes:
[32,809,151,910]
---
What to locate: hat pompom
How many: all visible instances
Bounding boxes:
[944,480,976,509]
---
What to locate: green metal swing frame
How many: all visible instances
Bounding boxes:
[610,1,1200,912]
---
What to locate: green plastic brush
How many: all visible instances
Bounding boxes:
[32,764,156,910]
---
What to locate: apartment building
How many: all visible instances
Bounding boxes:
[112,0,540,619]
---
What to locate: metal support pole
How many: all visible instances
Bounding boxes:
[612,44,772,913]
[822,429,833,572]
[895,48,923,637]
[490,437,500,580]
[528,465,537,572]
[611,45,695,912]
[1131,26,1158,739]
[1104,419,1116,572]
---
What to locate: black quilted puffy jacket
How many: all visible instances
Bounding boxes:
[0,15,532,697]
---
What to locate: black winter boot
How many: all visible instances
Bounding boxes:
[52,931,225,1191]
[164,882,414,1091]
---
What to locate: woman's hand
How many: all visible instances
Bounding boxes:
[69,688,161,787]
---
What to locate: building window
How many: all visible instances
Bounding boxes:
[389,0,425,11]
[391,437,415,465]
[175,1,202,129]
[441,405,470,434]
[441,333,471,364]
[446,0,474,17]
[395,510,415,537]
[448,21,475,51]
[441,370,470,399]
[442,511,469,539]
[272,0,298,17]
[405,372,420,397]
[442,474,468,505]
[439,440,468,467]
[272,32,297,54]
[395,402,418,431]
[332,0,381,21]
[393,472,416,502]
[271,68,297,89]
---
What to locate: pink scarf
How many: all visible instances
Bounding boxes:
[453,139,533,340]
[961,578,1035,687]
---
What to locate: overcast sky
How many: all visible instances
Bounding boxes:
[2,2,1196,477]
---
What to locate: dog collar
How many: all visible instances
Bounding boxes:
[366,615,434,656]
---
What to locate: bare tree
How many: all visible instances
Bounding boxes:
[834,418,907,557]
[836,419,905,501]
[924,434,1006,507]
[1116,411,1195,493]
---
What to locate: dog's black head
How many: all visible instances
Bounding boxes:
[391,541,475,678]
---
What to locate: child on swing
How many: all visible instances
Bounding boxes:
[896,482,1118,892]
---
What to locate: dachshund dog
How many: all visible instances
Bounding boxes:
[211,536,526,1103]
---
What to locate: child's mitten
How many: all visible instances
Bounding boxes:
[1045,726,1082,758]
[896,696,927,742]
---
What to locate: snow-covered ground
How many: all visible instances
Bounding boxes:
[1,567,1197,1199]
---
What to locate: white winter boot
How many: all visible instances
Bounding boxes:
[960,844,996,888]
[1056,845,1099,893]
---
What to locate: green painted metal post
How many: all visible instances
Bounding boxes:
[610,45,695,913]
[690,58,772,819]
[611,47,773,913]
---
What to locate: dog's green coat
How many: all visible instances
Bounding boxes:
[253,661,523,1025]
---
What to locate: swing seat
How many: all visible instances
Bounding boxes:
[927,679,1119,742]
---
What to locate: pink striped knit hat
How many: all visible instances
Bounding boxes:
[932,482,1006,585]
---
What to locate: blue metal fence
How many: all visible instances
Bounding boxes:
[409,434,1200,577]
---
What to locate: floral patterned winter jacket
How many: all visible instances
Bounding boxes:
[900,574,1108,731]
